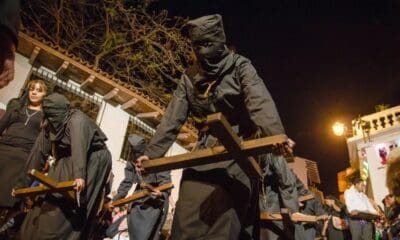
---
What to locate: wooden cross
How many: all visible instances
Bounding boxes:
[260,209,324,223]
[111,182,174,208]
[142,113,288,176]
[13,170,76,200]
[298,194,314,203]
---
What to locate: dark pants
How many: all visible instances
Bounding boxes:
[127,197,169,240]
[349,219,373,240]
[261,220,306,240]
[171,168,259,240]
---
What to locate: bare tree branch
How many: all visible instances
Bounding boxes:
[21,0,194,105]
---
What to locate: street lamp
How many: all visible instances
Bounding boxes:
[332,121,347,136]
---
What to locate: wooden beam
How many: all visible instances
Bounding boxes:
[29,46,41,64]
[121,98,138,110]
[142,134,287,173]
[206,113,263,178]
[298,194,314,202]
[14,170,75,198]
[260,212,284,221]
[112,183,174,207]
[206,113,242,153]
[260,210,320,223]
[136,112,160,119]
[14,185,49,198]
[103,88,119,101]
[29,169,58,188]
[80,75,95,91]
[56,61,69,77]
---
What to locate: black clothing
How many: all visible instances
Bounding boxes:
[260,154,305,240]
[0,0,20,45]
[145,50,284,239]
[113,162,170,240]
[0,106,42,207]
[17,94,112,240]
[145,53,284,160]
[144,14,285,239]
[294,176,325,239]
[113,133,170,240]
[0,107,42,150]
[302,198,325,239]
[186,14,226,44]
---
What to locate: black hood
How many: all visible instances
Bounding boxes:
[187,14,226,43]
[128,134,146,159]
[42,93,71,141]
[186,14,234,78]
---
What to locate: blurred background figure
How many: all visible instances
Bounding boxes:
[0,0,20,88]
[321,195,350,240]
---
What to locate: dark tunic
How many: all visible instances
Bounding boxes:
[295,175,325,239]
[301,198,326,239]
[260,154,305,240]
[113,161,170,240]
[144,51,284,240]
[17,109,112,240]
[0,106,42,207]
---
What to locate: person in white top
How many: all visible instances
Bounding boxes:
[344,176,379,240]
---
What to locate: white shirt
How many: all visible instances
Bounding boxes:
[344,185,377,214]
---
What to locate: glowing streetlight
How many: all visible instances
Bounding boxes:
[332,121,346,136]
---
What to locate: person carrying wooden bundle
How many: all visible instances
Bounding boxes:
[13,93,112,240]
[135,14,292,240]
[260,153,310,240]
[108,134,171,240]
[294,175,328,239]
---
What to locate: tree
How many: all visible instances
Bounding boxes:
[21,0,194,105]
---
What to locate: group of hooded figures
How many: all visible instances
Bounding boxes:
[1,12,332,240]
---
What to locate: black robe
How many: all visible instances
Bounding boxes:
[0,106,42,207]
[112,161,170,240]
[260,154,305,240]
[17,107,112,240]
[144,50,284,240]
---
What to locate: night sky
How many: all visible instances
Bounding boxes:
[151,0,400,196]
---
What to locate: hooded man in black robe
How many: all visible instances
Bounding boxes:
[135,14,287,240]
[15,93,112,240]
[111,134,171,240]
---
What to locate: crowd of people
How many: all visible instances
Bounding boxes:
[1,1,400,239]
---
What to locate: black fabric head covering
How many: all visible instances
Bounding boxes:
[187,14,226,43]
[128,134,146,158]
[42,93,71,141]
[186,14,234,78]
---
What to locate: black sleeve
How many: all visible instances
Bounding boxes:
[239,60,285,136]
[0,107,13,134]
[69,113,90,179]
[0,0,20,45]
[264,153,299,212]
[16,130,51,188]
[144,76,189,159]
[113,161,136,201]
